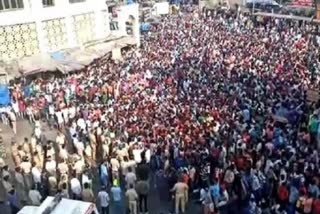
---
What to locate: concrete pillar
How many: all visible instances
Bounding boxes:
[117,11,127,37]
[132,4,140,47]
[92,0,108,39]
[29,0,47,53]
[65,16,77,48]
[94,10,106,39]
[24,0,32,12]
[59,0,77,48]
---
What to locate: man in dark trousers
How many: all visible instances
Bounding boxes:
[135,151,150,214]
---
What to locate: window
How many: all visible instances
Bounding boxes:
[43,0,54,7]
[69,0,85,3]
[0,0,24,11]
[126,15,134,35]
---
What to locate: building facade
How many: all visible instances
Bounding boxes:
[0,0,140,62]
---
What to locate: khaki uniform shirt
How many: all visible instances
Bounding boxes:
[82,189,94,202]
[126,189,138,202]
[173,182,188,197]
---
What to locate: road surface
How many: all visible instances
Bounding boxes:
[0,119,201,214]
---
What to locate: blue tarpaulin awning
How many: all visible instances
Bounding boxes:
[0,85,10,106]
[50,51,65,61]
[140,23,150,31]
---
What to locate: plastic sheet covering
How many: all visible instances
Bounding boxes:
[140,23,150,31]
[0,85,10,106]
[19,54,57,75]
[50,51,85,73]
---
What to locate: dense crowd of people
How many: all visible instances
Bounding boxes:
[1,7,320,214]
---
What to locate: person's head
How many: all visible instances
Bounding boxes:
[61,182,67,190]
[15,166,21,172]
[9,189,15,195]
[84,182,90,189]
[31,185,36,190]
[129,184,134,189]
[60,174,67,181]
[3,175,9,181]
[22,156,29,162]
[128,167,132,173]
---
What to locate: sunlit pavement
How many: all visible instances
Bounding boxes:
[0,120,201,214]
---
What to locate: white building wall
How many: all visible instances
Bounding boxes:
[0,0,140,61]
[117,3,140,47]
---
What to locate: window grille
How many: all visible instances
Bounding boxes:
[0,0,24,12]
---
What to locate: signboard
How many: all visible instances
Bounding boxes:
[112,48,122,60]
[153,2,170,15]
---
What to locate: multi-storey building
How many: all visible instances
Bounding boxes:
[0,0,139,66]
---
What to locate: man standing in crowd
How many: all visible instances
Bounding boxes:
[1,5,320,214]
[111,179,123,214]
[171,177,189,214]
[126,184,138,214]
[28,185,42,206]
[97,186,110,214]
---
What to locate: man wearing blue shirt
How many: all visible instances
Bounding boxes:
[111,179,123,214]
[209,179,220,205]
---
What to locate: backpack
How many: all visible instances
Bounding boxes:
[277,185,289,201]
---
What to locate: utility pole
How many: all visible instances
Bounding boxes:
[252,0,255,14]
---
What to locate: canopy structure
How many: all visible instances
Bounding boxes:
[253,12,320,23]
[18,54,57,76]
[6,35,137,77]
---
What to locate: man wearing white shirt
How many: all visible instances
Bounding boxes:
[20,157,32,174]
[77,118,86,132]
[34,125,42,140]
[97,186,110,214]
[73,157,85,176]
[145,148,151,163]
[125,167,137,189]
[48,104,54,116]
[69,106,76,119]
[110,156,120,178]
[133,148,143,164]
[55,111,64,130]
[28,186,42,205]
[59,146,68,161]
[70,175,82,200]
[56,132,65,147]
[58,160,68,175]
[45,156,56,176]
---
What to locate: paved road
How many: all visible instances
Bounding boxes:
[0,120,201,214]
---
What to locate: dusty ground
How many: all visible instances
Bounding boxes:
[0,120,201,214]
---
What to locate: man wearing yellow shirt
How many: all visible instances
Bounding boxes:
[171,177,189,214]
[82,183,94,203]
[126,184,138,214]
